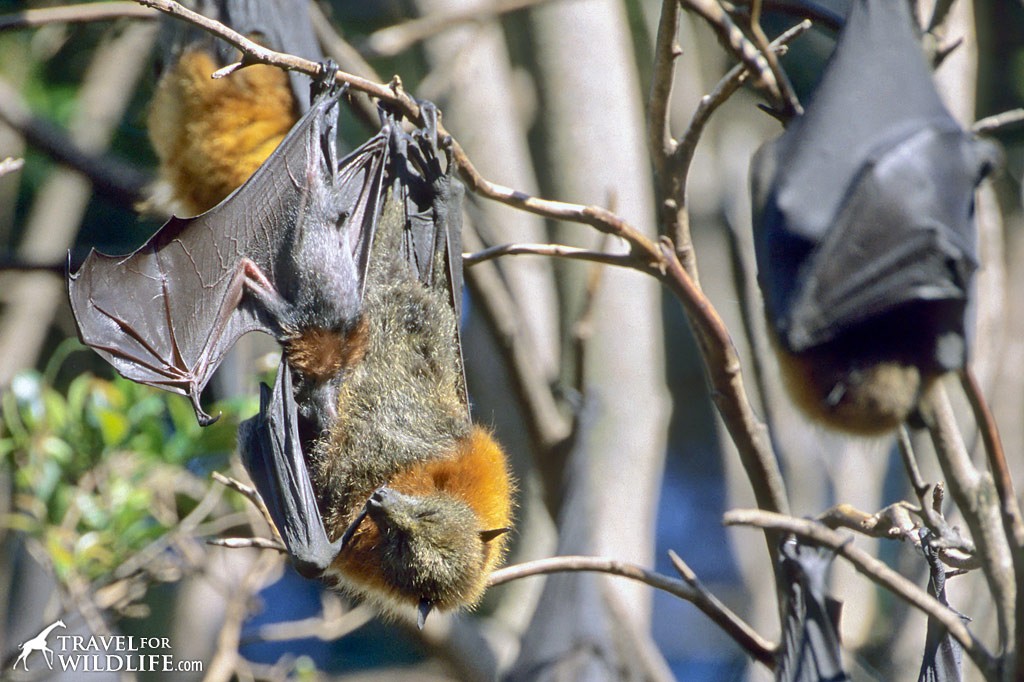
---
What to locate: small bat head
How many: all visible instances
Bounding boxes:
[365,487,494,610]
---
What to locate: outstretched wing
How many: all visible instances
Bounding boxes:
[69,87,389,424]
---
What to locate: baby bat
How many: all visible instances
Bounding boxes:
[749,0,999,433]
[69,81,513,624]
[148,0,323,215]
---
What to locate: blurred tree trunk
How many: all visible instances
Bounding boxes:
[413,0,563,646]
[503,0,672,678]
[0,22,155,386]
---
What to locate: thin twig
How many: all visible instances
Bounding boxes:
[896,427,977,560]
[673,20,809,185]
[135,0,418,113]
[657,241,789,519]
[213,471,283,545]
[0,77,151,207]
[724,0,842,32]
[209,537,287,552]
[361,0,550,58]
[919,381,1015,654]
[680,0,782,104]
[648,0,682,183]
[666,19,809,278]
[818,501,918,540]
[463,242,638,268]
[973,108,1024,135]
[488,554,775,667]
[898,426,929,498]
[0,2,157,31]
[745,0,801,118]
[459,228,572,466]
[960,370,1024,547]
[648,0,701,284]
[454,145,663,260]
[0,157,23,177]
[817,501,977,570]
[724,509,999,679]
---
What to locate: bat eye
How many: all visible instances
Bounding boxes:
[417,509,438,520]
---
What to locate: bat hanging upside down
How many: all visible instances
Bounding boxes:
[70,53,513,623]
[749,0,1000,433]
[146,0,324,216]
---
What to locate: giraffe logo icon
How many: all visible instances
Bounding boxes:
[12,619,66,671]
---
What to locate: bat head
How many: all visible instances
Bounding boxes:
[365,487,493,610]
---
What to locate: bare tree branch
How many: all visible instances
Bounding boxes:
[920,382,1015,653]
[361,0,551,58]
[0,78,151,208]
[0,157,23,177]
[973,108,1024,135]
[0,2,157,31]
[464,242,639,268]
[657,242,789,519]
[745,0,802,118]
[960,370,1024,549]
[663,18,809,280]
[679,0,782,105]
[724,509,999,679]
[489,554,775,667]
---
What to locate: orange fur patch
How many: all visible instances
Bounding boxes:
[148,49,297,214]
[332,426,515,609]
[285,318,370,382]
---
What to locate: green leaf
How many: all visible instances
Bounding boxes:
[94,407,130,447]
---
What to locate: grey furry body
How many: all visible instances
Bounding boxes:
[310,191,469,533]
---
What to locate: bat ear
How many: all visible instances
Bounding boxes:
[479,527,511,544]
[971,137,1003,184]
[417,598,433,629]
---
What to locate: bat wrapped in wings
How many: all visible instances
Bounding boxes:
[70,80,513,624]
[750,0,1000,433]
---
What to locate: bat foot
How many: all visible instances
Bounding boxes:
[310,59,341,102]
[413,99,439,150]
